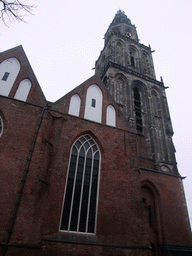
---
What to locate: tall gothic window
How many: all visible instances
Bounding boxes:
[133,87,143,134]
[60,134,100,234]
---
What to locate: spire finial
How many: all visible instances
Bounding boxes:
[111,10,132,25]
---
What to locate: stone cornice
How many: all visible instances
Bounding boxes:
[105,32,150,51]
[101,61,164,87]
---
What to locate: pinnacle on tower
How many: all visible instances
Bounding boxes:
[111,10,132,25]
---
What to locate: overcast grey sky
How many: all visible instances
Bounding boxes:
[1,0,192,227]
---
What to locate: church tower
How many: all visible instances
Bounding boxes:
[95,10,176,174]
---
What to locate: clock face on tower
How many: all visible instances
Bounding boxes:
[126,31,135,39]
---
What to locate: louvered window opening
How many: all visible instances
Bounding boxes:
[60,135,100,234]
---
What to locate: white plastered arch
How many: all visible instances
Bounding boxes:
[14,79,31,102]
[0,58,20,97]
[106,105,116,127]
[84,84,103,123]
[68,94,81,117]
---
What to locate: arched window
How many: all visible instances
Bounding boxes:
[60,134,100,234]
[84,84,103,123]
[133,87,143,133]
[14,79,31,102]
[0,58,20,97]
[106,105,116,127]
[129,46,138,68]
[130,51,135,67]
[0,116,3,137]
[68,94,81,117]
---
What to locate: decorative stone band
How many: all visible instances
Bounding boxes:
[101,61,164,87]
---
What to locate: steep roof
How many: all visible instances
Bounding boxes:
[0,45,47,106]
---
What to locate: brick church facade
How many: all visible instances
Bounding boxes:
[0,10,192,256]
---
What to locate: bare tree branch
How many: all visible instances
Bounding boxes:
[0,0,35,26]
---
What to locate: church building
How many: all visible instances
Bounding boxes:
[0,10,192,256]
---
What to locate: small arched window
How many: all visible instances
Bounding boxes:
[0,58,20,97]
[130,51,135,67]
[14,79,31,102]
[106,105,116,127]
[60,134,100,234]
[129,46,138,68]
[68,94,81,117]
[0,116,3,137]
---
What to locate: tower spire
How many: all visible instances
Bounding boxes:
[95,11,177,173]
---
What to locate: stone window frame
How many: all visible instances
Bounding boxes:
[0,116,3,137]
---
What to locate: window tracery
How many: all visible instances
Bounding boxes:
[60,134,100,234]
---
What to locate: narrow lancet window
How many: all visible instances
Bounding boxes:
[60,134,100,234]
[134,87,143,133]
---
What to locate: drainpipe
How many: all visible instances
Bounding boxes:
[2,104,50,256]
